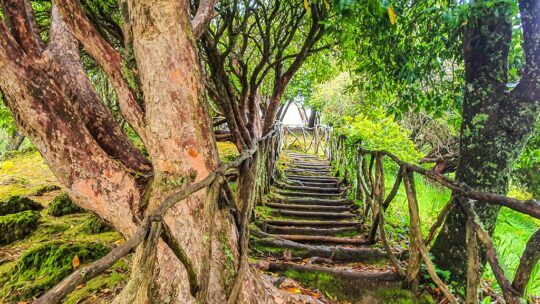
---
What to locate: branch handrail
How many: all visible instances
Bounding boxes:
[305,126,539,303]
[36,123,285,304]
[283,124,331,155]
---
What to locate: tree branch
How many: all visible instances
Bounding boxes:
[44,4,152,180]
[191,0,218,39]
[52,0,147,138]
[1,0,44,58]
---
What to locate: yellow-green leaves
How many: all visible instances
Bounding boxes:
[304,0,311,15]
[388,4,397,25]
[337,113,422,162]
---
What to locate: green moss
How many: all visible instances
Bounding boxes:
[335,230,359,237]
[0,195,43,215]
[63,259,130,304]
[32,185,61,196]
[255,205,273,220]
[80,215,112,234]
[48,193,83,216]
[217,142,240,162]
[284,269,345,299]
[365,287,435,304]
[0,151,59,201]
[250,243,308,256]
[0,210,40,245]
[0,241,110,301]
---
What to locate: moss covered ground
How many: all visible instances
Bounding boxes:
[0,195,43,215]
[0,152,126,303]
[0,151,59,201]
[47,192,83,216]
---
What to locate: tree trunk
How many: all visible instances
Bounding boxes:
[5,130,25,152]
[431,0,540,286]
[307,110,317,128]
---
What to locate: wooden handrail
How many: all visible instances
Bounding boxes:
[298,126,540,302]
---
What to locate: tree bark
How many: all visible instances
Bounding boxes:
[307,110,317,128]
[431,0,540,286]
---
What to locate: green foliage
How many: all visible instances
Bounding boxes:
[48,193,83,216]
[513,124,540,198]
[309,72,361,126]
[338,113,422,162]
[488,207,540,297]
[0,241,110,301]
[330,0,464,117]
[0,210,40,245]
[0,195,43,216]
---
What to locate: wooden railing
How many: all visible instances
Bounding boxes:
[313,129,539,303]
[282,124,331,155]
[35,123,285,304]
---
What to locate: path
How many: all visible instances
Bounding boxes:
[252,151,403,302]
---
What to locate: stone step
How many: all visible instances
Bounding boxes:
[286,181,338,188]
[272,209,356,219]
[275,197,351,206]
[250,234,386,262]
[286,175,338,182]
[277,183,340,193]
[276,190,344,198]
[264,224,358,236]
[264,219,360,227]
[270,234,370,245]
[266,202,351,212]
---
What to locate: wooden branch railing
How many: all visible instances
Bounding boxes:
[298,127,540,303]
[351,149,538,303]
[283,124,331,155]
[35,123,285,304]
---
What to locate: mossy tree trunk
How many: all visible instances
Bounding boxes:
[431,0,540,286]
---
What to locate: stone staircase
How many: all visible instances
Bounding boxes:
[252,151,403,302]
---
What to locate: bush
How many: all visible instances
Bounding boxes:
[0,241,110,301]
[80,215,112,234]
[0,195,43,216]
[337,113,422,162]
[48,193,82,216]
[0,210,40,245]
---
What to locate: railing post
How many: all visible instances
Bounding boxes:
[403,168,421,292]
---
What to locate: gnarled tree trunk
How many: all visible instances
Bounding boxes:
[431,0,540,286]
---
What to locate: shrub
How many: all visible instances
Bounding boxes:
[0,195,43,216]
[48,193,82,216]
[0,241,110,301]
[0,210,40,245]
[337,113,422,162]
